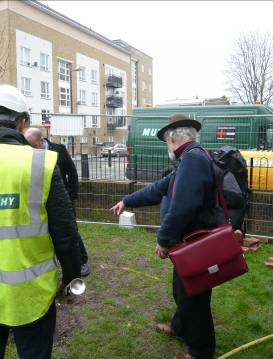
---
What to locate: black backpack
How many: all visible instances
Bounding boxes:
[210,146,248,231]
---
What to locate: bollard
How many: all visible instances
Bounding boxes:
[81,154,89,179]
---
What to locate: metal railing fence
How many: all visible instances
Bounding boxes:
[28,112,273,238]
[76,178,273,239]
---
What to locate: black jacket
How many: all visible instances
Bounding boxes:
[45,139,79,200]
[0,127,81,285]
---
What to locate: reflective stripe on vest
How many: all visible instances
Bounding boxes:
[0,257,57,284]
[0,149,47,240]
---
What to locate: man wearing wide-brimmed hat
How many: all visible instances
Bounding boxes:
[111,113,216,359]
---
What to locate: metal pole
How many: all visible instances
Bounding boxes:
[249,157,253,191]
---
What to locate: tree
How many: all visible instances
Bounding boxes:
[0,26,9,80]
[226,32,273,105]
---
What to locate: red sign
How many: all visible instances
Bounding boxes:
[43,119,51,129]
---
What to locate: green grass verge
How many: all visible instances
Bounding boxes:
[5,224,273,359]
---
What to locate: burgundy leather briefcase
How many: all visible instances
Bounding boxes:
[168,224,248,296]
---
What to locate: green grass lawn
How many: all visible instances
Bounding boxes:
[5,224,273,359]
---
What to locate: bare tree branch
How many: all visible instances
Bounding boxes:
[226,31,273,105]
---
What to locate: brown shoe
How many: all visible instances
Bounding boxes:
[155,323,176,337]
[174,353,196,359]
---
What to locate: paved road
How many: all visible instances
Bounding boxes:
[74,155,128,181]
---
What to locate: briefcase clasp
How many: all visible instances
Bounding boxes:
[208,264,219,274]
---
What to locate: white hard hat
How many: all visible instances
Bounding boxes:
[0,84,29,114]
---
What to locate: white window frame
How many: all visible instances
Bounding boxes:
[141,63,145,73]
[148,67,152,76]
[80,136,88,144]
[148,84,152,93]
[91,69,98,84]
[79,66,86,82]
[79,89,86,105]
[20,47,31,66]
[40,53,49,72]
[91,92,98,106]
[59,87,70,107]
[142,81,146,91]
[21,77,31,96]
[92,115,98,127]
[41,81,50,99]
[132,87,137,102]
[58,60,70,82]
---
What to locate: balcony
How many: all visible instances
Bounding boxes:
[106,95,123,108]
[106,75,122,88]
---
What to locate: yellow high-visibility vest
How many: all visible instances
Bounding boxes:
[0,144,58,326]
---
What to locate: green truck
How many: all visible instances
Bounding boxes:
[126,104,273,182]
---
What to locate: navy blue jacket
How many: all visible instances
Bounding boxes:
[123,142,216,247]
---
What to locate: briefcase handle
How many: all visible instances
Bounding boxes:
[183,229,210,242]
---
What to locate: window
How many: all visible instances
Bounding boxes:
[92,115,98,127]
[20,47,31,66]
[141,64,145,73]
[41,109,50,124]
[148,84,152,93]
[79,89,86,105]
[92,136,98,145]
[117,116,126,128]
[41,81,50,99]
[40,53,49,71]
[266,128,273,149]
[132,87,137,101]
[91,92,98,106]
[58,60,70,82]
[131,61,137,83]
[108,136,114,143]
[142,81,146,91]
[59,87,70,107]
[21,77,31,96]
[91,69,98,84]
[79,66,86,81]
[80,136,88,144]
[148,67,152,76]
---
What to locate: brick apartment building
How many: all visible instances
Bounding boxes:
[0,0,153,149]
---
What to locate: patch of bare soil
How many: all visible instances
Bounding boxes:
[54,294,87,346]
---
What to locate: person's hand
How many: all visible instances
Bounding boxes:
[234,229,244,245]
[110,201,125,215]
[155,243,169,259]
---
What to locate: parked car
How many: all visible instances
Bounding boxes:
[101,143,127,157]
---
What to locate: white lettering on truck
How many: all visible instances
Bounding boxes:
[142,128,160,137]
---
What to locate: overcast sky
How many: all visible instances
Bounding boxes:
[40,1,273,104]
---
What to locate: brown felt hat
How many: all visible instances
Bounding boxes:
[157,113,202,142]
